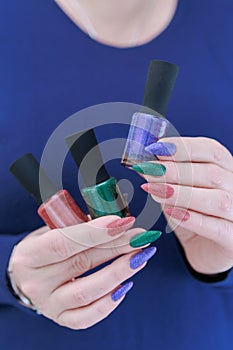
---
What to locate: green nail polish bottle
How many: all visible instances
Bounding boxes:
[66,129,130,219]
[81,177,129,219]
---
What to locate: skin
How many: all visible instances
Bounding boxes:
[9,0,178,330]
[141,137,233,275]
[9,0,232,331]
[54,0,178,47]
[9,215,148,329]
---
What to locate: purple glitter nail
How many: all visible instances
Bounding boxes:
[130,246,157,270]
[121,112,170,167]
[111,281,134,302]
[145,142,176,156]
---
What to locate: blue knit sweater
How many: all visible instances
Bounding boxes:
[0,1,233,349]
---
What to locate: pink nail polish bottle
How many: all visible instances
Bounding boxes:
[10,153,88,229]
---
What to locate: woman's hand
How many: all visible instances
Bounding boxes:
[9,215,158,329]
[135,137,233,275]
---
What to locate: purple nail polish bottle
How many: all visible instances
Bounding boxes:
[122,60,179,167]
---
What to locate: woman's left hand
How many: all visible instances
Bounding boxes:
[134,137,233,275]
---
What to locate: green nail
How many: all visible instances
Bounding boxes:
[130,230,162,248]
[132,162,166,176]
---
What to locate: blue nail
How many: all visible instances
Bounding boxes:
[130,246,157,269]
[111,281,134,302]
[145,142,176,156]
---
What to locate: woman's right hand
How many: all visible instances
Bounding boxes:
[8,215,157,329]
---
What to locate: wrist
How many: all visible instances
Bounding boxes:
[6,245,41,314]
[176,237,232,283]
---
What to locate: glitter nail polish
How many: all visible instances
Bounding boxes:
[66,129,130,219]
[165,207,190,221]
[10,154,88,229]
[107,216,135,236]
[130,246,157,269]
[145,142,177,156]
[111,281,134,302]
[122,60,179,167]
[122,112,170,167]
[141,183,174,199]
[132,162,166,176]
[130,230,162,248]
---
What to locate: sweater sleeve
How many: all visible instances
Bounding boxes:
[187,263,233,289]
[176,237,233,289]
[0,233,38,315]
[211,269,233,289]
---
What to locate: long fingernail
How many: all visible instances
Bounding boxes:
[165,207,190,221]
[145,142,176,156]
[132,163,166,176]
[107,216,135,236]
[141,183,174,199]
[111,281,134,302]
[130,230,162,248]
[130,246,157,269]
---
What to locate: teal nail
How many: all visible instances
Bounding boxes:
[132,162,166,176]
[130,230,162,248]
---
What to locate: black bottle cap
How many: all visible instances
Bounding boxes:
[9,153,58,205]
[65,129,110,187]
[142,60,179,116]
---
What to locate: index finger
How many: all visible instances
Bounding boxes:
[146,137,233,172]
[27,215,135,267]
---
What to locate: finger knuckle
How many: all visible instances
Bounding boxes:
[74,318,89,330]
[49,233,70,259]
[218,192,233,213]
[11,253,29,272]
[21,282,37,300]
[185,140,193,161]
[198,213,207,231]
[211,139,227,162]
[203,196,215,212]
[96,304,109,319]
[70,252,92,274]
[57,315,87,330]
[107,242,125,256]
[72,285,90,306]
[184,163,194,186]
[208,164,222,187]
[111,270,122,283]
[214,220,232,242]
[86,229,99,246]
[111,245,124,257]
[66,316,89,330]
[55,314,66,328]
[168,162,179,183]
[11,242,33,268]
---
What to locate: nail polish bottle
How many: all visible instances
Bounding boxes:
[10,154,88,229]
[66,129,130,219]
[121,60,179,167]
